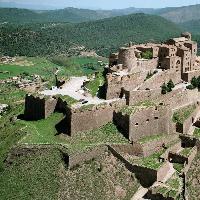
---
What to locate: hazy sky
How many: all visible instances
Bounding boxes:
[2,0,200,9]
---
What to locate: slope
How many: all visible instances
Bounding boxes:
[0,13,181,57]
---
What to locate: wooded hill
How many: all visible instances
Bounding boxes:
[0,13,181,57]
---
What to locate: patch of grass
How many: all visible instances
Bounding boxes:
[138,134,165,144]
[129,150,165,170]
[120,100,155,115]
[59,153,140,200]
[193,128,200,138]
[85,72,105,97]
[0,149,62,200]
[179,147,192,157]
[19,115,128,154]
[173,163,184,173]
[55,95,78,106]
[0,105,26,170]
[172,104,196,124]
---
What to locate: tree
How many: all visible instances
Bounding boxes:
[161,83,167,94]
[167,79,175,92]
[191,77,198,88]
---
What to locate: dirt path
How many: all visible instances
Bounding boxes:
[41,76,116,106]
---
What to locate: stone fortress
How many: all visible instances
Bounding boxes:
[22,33,200,199]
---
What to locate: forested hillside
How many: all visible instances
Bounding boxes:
[0,7,156,24]
[0,13,181,57]
[158,4,200,23]
[180,20,200,34]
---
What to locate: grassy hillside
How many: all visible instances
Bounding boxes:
[0,13,181,57]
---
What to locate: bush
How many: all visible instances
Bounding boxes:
[141,50,153,59]
[161,83,167,94]
[186,85,195,90]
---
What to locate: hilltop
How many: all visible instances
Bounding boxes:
[0,13,181,57]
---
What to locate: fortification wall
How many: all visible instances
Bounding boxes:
[184,146,197,173]
[139,70,182,90]
[108,144,143,156]
[182,69,200,82]
[24,94,57,120]
[124,88,161,106]
[107,145,157,187]
[129,106,172,142]
[136,57,158,72]
[174,103,200,134]
[157,162,171,182]
[105,71,147,99]
[157,88,200,109]
[141,134,179,157]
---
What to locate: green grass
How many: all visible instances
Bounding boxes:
[120,101,155,115]
[50,56,106,77]
[55,95,78,106]
[193,128,200,138]
[138,134,165,144]
[85,72,105,97]
[0,149,62,200]
[59,153,140,200]
[129,150,165,170]
[172,104,196,124]
[173,163,184,173]
[19,114,128,154]
[156,173,181,198]
[179,147,192,157]
[0,105,26,170]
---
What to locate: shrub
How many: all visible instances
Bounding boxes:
[141,50,153,59]
[161,83,167,94]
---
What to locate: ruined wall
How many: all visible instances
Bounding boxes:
[109,144,143,156]
[174,103,200,135]
[105,71,147,99]
[139,70,182,90]
[124,88,161,106]
[182,69,200,82]
[141,134,179,157]
[108,145,158,187]
[136,58,158,72]
[24,94,57,120]
[157,162,171,182]
[118,47,137,71]
[129,106,172,142]
[157,88,200,109]
[70,104,114,136]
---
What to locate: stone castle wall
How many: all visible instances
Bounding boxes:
[157,88,200,109]
[105,71,148,99]
[70,105,114,136]
[129,106,172,142]
[182,69,200,82]
[123,88,161,106]
[24,94,57,120]
[139,70,182,90]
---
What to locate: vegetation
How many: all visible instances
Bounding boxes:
[0,14,181,57]
[59,153,140,200]
[179,147,192,157]
[193,128,200,138]
[141,50,153,59]
[186,76,200,90]
[172,104,196,124]
[156,173,181,199]
[173,163,184,174]
[0,149,62,200]
[120,101,155,115]
[161,80,175,94]
[187,153,200,199]
[138,134,165,144]
[19,115,128,154]
[55,95,78,106]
